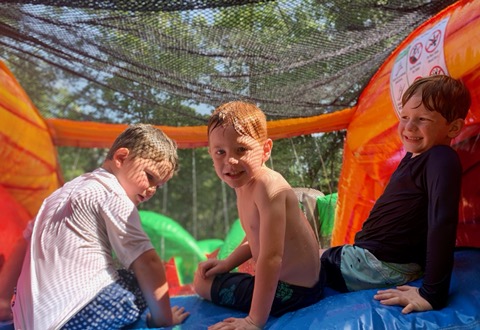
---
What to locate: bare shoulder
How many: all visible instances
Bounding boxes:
[253,168,291,199]
[255,167,289,188]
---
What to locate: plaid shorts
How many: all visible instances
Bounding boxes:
[61,269,147,330]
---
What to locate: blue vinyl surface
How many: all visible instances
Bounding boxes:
[130,248,480,330]
[1,249,478,330]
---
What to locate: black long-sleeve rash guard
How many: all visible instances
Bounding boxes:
[354,145,462,309]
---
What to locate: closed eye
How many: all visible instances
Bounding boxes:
[146,173,165,189]
[146,172,160,187]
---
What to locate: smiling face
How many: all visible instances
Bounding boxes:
[113,148,174,206]
[208,125,270,189]
[398,93,463,157]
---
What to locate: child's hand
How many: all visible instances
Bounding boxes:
[208,316,262,330]
[374,285,433,314]
[171,305,189,325]
[197,259,228,279]
[146,306,189,328]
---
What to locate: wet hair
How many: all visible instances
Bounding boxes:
[207,101,268,143]
[402,75,471,122]
[106,124,178,172]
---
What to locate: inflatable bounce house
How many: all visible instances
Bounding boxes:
[1,0,480,329]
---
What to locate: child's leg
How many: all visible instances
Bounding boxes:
[62,269,147,330]
[338,245,423,291]
[206,272,254,313]
[198,271,324,317]
[320,245,349,292]
[193,269,215,301]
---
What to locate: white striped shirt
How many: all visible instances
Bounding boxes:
[13,168,153,330]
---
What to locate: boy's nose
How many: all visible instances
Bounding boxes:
[227,157,239,165]
[405,120,417,131]
[146,185,157,196]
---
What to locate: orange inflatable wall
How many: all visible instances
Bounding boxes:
[0,62,62,218]
[0,61,62,262]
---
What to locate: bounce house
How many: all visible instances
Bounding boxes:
[1,0,480,329]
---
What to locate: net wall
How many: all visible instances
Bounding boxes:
[0,0,458,124]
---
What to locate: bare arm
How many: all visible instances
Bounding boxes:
[0,236,28,321]
[131,249,188,328]
[208,190,285,330]
[223,238,252,270]
[248,191,286,328]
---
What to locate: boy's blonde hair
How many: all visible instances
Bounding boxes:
[402,75,471,122]
[106,124,179,172]
[207,101,268,143]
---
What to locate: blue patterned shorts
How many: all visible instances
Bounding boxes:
[61,269,147,330]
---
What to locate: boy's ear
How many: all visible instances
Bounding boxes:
[447,118,465,138]
[262,138,273,162]
[112,147,130,167]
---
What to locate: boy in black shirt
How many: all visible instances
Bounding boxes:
[321,75,471,313]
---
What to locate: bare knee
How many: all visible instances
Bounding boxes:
[193,270,213,301]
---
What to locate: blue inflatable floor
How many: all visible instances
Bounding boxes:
[129,248,480,330]
[1,249,478,330]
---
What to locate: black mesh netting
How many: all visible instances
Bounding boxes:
[0,0,458,124]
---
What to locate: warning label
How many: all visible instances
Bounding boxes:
[390,17,450,117]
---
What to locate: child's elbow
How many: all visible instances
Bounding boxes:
[263,254,283,270]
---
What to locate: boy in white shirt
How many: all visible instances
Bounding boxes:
[11,124,189,329]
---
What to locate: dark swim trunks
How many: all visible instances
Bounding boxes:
[210,270,325,317]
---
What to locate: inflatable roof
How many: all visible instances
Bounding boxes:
[1,0,479,261]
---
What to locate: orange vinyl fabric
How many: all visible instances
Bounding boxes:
[0,61,62,218]
[46,107,354,149]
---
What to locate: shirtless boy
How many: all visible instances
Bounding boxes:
[193,101,322,329]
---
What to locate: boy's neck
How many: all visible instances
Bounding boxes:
[101,160,114,174]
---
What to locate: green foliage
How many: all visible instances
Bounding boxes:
[270,132,345,195]
[57,147,106,181]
